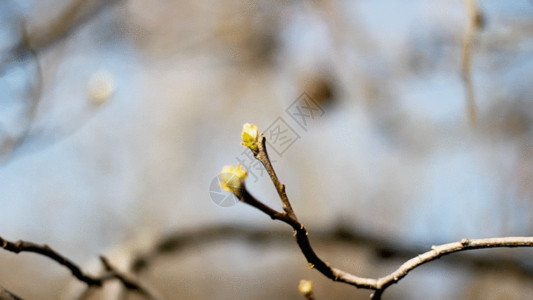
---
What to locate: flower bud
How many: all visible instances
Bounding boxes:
[241,123,259,151]
[298,280,313,297]
[219,164,248,195]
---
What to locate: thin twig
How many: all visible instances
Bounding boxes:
[370,237,533,299]
[0,237,158,299]
[99,256,159,299]
[237,189,377,288]
[461,0,483,125]
[0,237,102,286]
[0,0,122,164]
[302,292,315,300]
[234,133,533,299]
[25,0,122,52]
[254,134,297,220]
[0,284,23,300]
[0,22,44,165]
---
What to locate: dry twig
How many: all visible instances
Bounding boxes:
[0,237,158,299]
[232,133,533,299]
[0,0,122,164]
[0,284,22,300]
[461,0,483,125]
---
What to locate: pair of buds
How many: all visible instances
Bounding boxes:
[218,123,258,194]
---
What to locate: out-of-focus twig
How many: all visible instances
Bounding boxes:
[0,284,22,300]
[0,0,122,164]
[24,0,121,53]
[0,22,44,165]
[2,0,119,69]
[0,237,159,299]
[99,256,159,299]
[128,224,533,280]
[461,0,484,125]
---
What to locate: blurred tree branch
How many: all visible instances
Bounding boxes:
[461,0,483,125]
[0,0,122,164]
[21,0,121,53]
[0,22,43,164]
[127,224,533,279]
[0,237,158,300]
[0,284,22,300]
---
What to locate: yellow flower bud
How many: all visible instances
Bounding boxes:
[298,280,313,296]
[241,123,259,151]
[219,164,248,195]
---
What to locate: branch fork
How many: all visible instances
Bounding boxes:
[226,124,533,299]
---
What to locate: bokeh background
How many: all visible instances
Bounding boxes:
[1,0,533,299]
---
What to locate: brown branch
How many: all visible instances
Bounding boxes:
[0,237,158,299]
[127,224,533,280]
[233,133,533,299]
[461,0,483,126]
[99,256,159,299]
[370,237,533,299]
[255,134,297,220]
[237,189,377,289]
[0,237,101,286]
[0,284,22,300]
[302,292,315,300]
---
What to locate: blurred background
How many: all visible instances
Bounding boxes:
[1,0,533,299]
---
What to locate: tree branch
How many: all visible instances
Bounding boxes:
[99,256,159,299]
[254,134,297,220]
[0,284,22,300]
[126,224,533,280]
[370,237,533,299]
[461,0,483,125]
[232,133,533,299]
[0,237,158,299]
[0,0,122,164]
